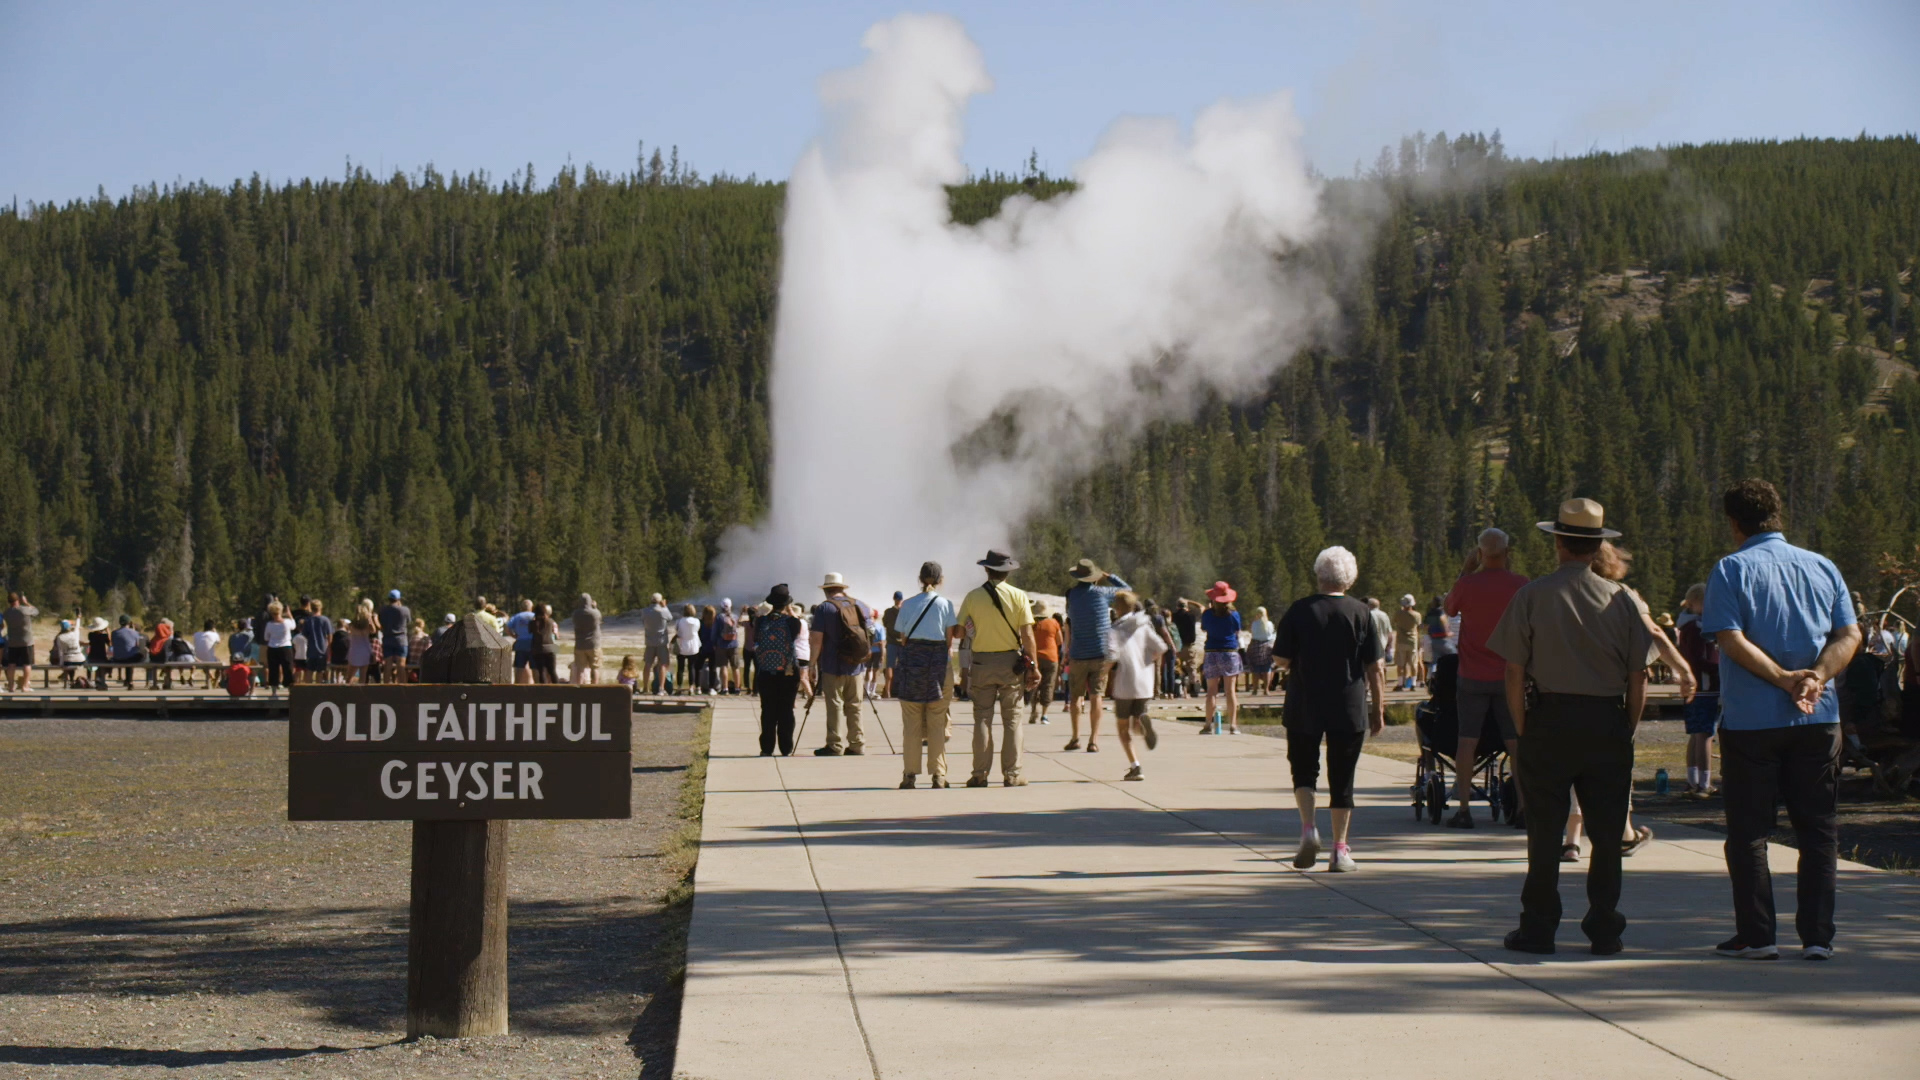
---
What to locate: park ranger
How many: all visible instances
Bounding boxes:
[1487,498,1657,957]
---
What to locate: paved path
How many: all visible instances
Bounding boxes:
[677,699,1920,1079]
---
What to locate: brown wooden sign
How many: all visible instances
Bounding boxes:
[288,685,631,821]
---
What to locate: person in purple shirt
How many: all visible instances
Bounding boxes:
[1700,479,1861,962]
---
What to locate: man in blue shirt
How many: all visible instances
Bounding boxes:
[1700,479,1861,961]
[1062,558,1130,752]
[505,600,536,685]
[809,574,874,756]
[110,614,146,689]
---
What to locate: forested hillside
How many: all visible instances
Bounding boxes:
[1,137,1914,622]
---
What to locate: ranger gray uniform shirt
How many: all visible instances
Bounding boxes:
[1486,561,1656,696]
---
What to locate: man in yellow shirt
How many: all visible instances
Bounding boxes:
[957,550,1041,786]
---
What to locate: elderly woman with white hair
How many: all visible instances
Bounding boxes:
[1273,545,1387,873]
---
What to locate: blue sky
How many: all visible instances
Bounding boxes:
[3,0,1916,207]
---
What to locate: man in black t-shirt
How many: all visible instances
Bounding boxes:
[1273,545,1386,873]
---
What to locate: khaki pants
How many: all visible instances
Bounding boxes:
[969,652,1024,780]
[820,671,865,752]
[901,699,951,777]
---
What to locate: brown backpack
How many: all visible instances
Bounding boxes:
[828,596,871,667]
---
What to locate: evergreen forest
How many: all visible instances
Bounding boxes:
[1,135,1915,624]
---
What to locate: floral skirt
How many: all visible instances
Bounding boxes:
[1203,650,1244,681]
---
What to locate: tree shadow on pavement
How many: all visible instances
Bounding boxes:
[693,803,1920,1027]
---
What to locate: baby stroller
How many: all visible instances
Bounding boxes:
[1410,654,1516,824]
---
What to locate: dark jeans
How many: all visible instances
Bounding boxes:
[1721,723,1840,948]
[757,670,800,755]
[1517,693,1634,943]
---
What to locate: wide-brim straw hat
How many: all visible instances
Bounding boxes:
[1067,558,1104,582]
[1536,497,1621,539]
[86,617,109,633]
[1204,580,1237,604]
[819,573,847,591]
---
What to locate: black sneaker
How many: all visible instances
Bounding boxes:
[898,775,916,789]
[1503,929,1555,955]
[1590,938,1624,956]
[813,746,842,757]
[1446,809,1475,829]
[965,776,989,788]
[1714,936,1778,960]
[1123,764,1143,781]
[845,747,865,756]
[931,777,950,789]
[1509,809,1527,830]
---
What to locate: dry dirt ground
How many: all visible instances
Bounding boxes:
[0,709,708,1080]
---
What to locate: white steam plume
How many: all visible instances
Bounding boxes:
[715,14,1332,601]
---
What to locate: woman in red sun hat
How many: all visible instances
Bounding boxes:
[1200,581,1244,735]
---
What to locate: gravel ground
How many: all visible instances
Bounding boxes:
[0,708,709,1079]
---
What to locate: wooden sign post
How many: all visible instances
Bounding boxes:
[288,679,631,1038]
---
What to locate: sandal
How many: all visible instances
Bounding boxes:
[1086,743,1099,753]
[1560,844,1580,863]
[1621,826,1654,857]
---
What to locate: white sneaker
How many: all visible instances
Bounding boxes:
[1293,834,1321,869]
[1329,847,1356,872]
[1803,945,1834,961]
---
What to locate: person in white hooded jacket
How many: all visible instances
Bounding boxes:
[1106,591,1168,781]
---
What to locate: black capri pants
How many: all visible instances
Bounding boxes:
[1285,724,1366,808]
[265,646,296,689]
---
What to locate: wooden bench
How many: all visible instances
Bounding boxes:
[27,661,231,690]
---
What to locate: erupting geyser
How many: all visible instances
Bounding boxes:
[715,13,1335,598]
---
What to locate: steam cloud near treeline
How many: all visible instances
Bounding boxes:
[715,13,1337,601]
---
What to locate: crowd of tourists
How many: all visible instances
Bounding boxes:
[0,590,615,694]
[0,476,1887,963]
[700,478,1877,964]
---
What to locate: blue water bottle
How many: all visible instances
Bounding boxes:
[1654,768,1669,796]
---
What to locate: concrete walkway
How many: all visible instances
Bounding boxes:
[677,699,1920,1079]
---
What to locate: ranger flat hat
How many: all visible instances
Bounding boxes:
[1537,498,1622,539]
